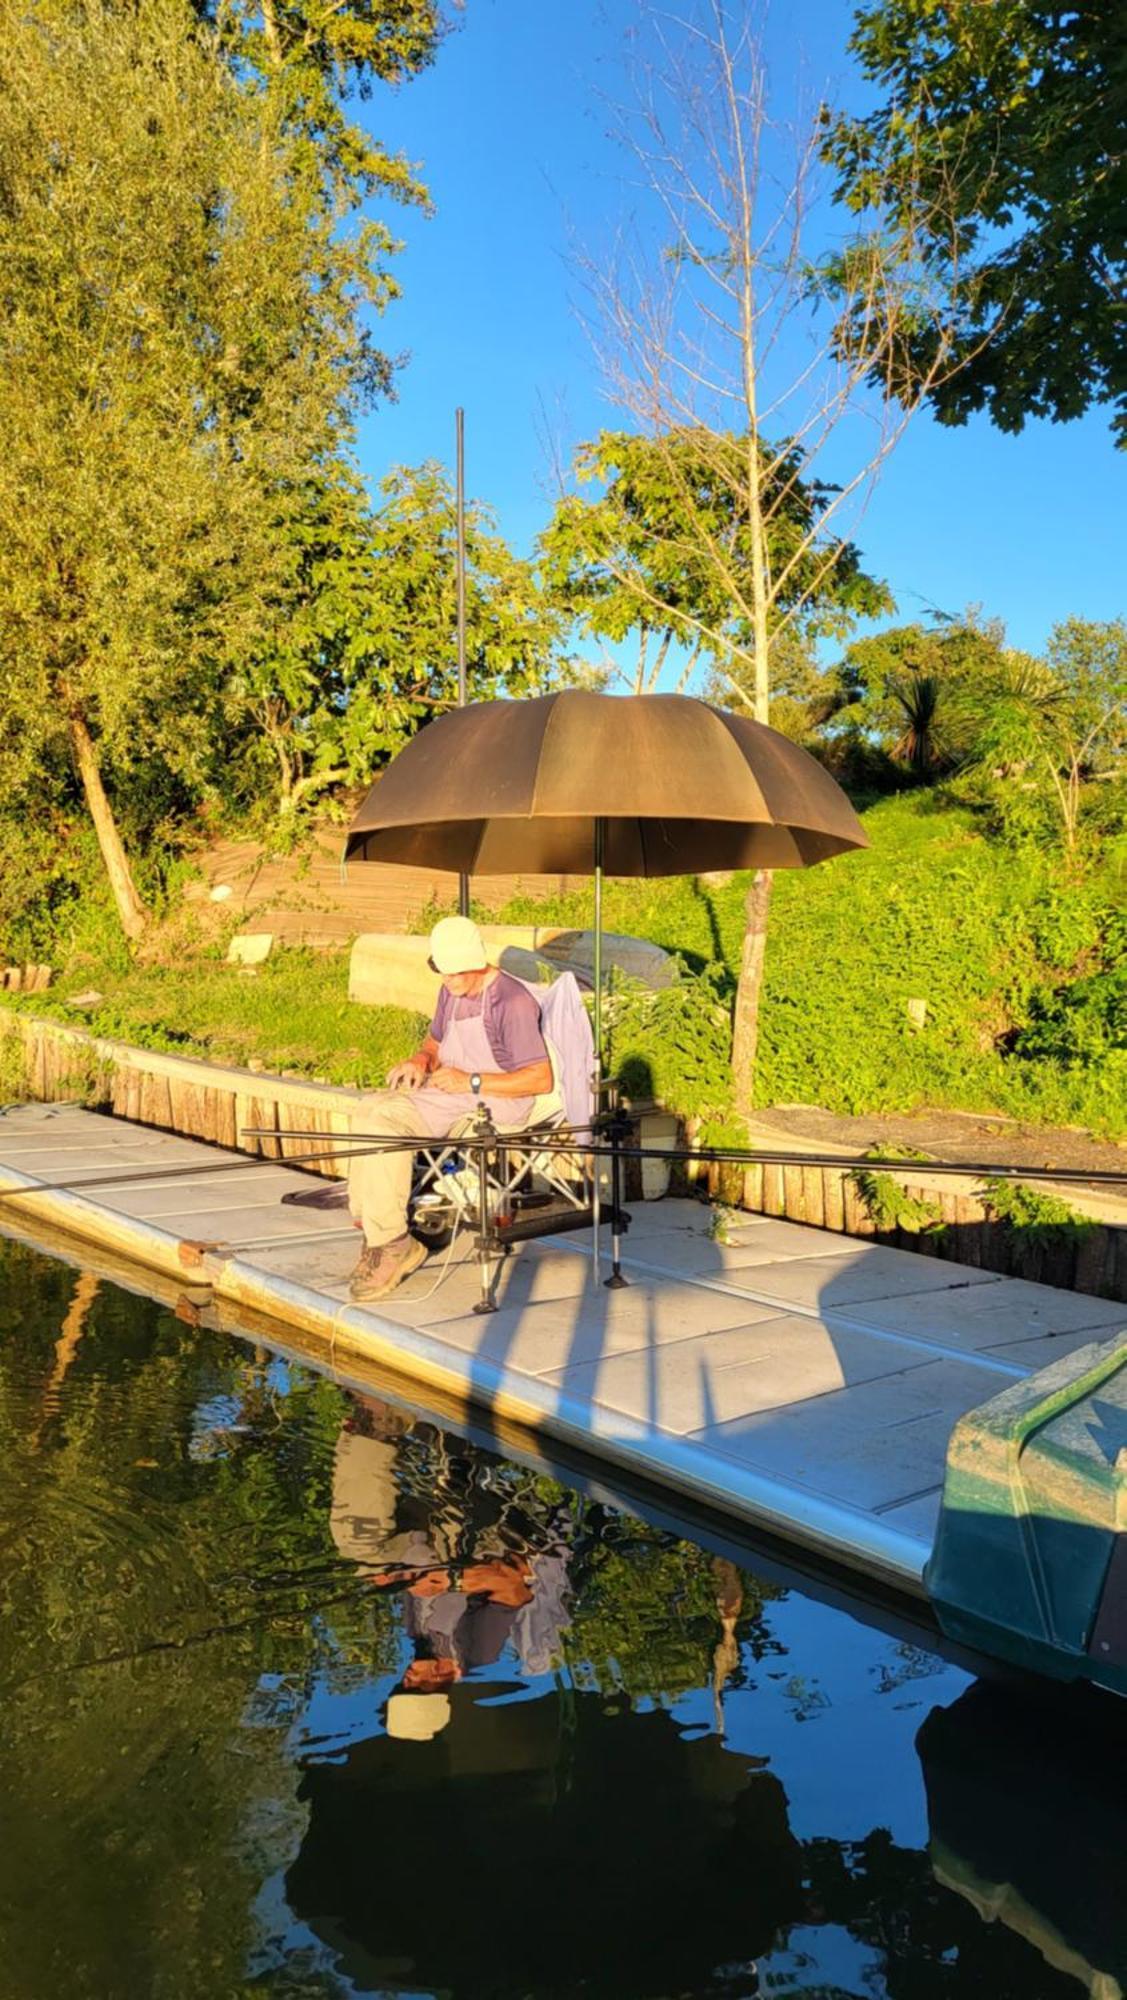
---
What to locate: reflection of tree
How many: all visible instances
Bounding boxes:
[712,1556,743,1733]
[563,1525,781,1705]
[0,1239,394,1997]
[28,1268,100,1453]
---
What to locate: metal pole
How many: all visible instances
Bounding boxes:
[593,816,605,1077]
[591,816,605,1278]
[471,1102,498,1315]
[605,1106,628,1290]
[455,406,469,919]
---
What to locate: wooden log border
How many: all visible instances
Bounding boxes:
[702,1129,1125,1305]
[0,1008,356,1181]
[0,1006,1123,1301]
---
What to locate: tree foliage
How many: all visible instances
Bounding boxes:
[832,616,1009,775]
[540,430,891,700]
[0,0,442,936]
[954,617,1127,855]
[826,0,1127,443]
[205,0,444,403]
[226,462,568,815]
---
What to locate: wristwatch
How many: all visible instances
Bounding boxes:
[470,1072,483,1096]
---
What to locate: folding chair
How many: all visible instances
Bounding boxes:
[406,971,630,1310]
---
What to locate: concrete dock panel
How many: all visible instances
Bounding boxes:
[1,1102,1119,1597]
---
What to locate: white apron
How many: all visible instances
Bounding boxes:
[409,999,536,1137]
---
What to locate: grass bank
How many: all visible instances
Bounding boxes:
[1,956,424,1090]
[2,796,1123,1139]
[487,794,1126,1139]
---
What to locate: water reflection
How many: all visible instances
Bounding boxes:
[289,1682,795,1998]
[330,1397,579,1731]
[920,1682,1127,1999]
[302,1395,787,1994]
[1,1236,1123,2000]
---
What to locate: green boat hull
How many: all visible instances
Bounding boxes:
[927,1331,1127,1697]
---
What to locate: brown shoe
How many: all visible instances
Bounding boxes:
[349,1233,428,1302]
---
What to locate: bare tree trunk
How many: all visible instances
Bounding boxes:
[67,708,148,941]
[729,257,774,1120]
[578,5,984,1118]
[279,766,347,814]
[731,866,772,1117]
[260,0,282,65]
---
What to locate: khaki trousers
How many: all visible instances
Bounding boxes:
[346,1091,450,1248]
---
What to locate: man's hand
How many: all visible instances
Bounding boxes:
[387,1056,429,1090]
[406,1568,451,1599]
[460,1557,534,1609]
[428,1065,470,1094]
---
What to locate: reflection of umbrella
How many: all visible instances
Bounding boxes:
[345,689,867,1061]
[287,1681,801,1997]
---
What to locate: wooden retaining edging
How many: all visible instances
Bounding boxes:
[711,1150,1127,1304]
[0,1005,1123,1301]
[0,1008,355,1177]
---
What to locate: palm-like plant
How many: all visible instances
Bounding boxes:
[957,654,1094,855]
[888,671,950,776]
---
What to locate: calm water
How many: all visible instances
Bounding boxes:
[0,1234,1123,2000]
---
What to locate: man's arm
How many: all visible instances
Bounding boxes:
[428,1055,552,1097]
[429,980,552,1097]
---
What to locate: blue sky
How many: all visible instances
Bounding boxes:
[357,0,1123,661]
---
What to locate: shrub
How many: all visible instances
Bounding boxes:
[604,963,733,1123]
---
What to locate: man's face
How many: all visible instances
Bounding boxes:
[444,966,489,999]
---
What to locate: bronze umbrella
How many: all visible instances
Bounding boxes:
[345,689,867,1060]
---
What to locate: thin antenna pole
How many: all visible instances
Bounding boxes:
[455,407,469,918]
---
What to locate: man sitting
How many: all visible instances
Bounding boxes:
[347,915,551,1301]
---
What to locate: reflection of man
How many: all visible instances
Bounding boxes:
[384,1552,538,1743]
[330,1395,574,1742]
[347,915,550,1301]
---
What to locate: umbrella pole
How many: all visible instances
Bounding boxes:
[591,817,606,1278]
[593,816,605,1074]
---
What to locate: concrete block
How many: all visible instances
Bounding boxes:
[349,935,446,1012]
[227,932,274,966]
[349,926,676,1012]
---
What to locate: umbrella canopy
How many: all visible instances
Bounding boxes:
[344,690,867,875]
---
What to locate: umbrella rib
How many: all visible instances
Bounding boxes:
[528,688,564,821]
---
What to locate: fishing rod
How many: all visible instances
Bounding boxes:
[1,1125,1125,1198]
[250,1127,1127,1188]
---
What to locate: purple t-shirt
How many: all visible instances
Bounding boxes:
[429,971,547,1073]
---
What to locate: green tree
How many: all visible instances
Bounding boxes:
[205,0,442,403]
[833,616,1010,777]
[958,618,1127,856]
[540,430,889,699]
[225,462,568,819]
[0,0,434,940]
[826,0,1127,443]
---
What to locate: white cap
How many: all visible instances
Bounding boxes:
[429,915,489,976]
[386,1691,452,1741]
